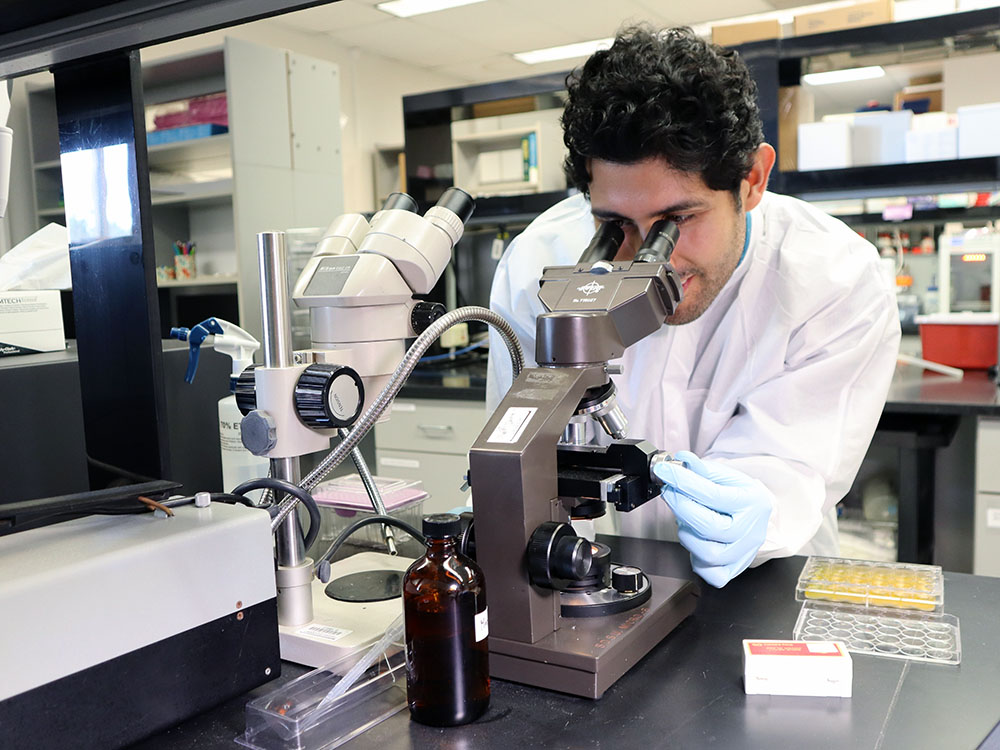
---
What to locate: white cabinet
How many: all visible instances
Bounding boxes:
[450,109,566,198]
[22,39,343,342]
[974,416,1000,576]
[375,398,488,514]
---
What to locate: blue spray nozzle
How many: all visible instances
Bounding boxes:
[169,318,225,383]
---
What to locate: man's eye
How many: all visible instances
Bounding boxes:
[666,214,692,225]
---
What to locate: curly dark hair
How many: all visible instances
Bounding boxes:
[562,26,763,197]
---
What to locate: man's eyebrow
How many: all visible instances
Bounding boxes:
[591,200,706,222]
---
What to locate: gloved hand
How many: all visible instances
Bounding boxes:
[653,451,773,588]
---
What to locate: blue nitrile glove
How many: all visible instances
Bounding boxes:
[653,451,773,588]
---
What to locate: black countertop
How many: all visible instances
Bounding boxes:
[398,358,1000,417]
[133,537,1000,750]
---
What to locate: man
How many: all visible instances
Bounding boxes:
[486,26,900,588]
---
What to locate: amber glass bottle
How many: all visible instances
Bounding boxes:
[403,513,490,726]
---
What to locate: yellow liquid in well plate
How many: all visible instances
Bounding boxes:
[802,561,939,611]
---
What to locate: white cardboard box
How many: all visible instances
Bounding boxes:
[958,103,1000,158]
[797,121,852,171]
[743,639,853,697]
[0,289,66,356]
[851,110,912,166]
[906,127,958,162]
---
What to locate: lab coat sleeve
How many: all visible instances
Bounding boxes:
[705,270,901,562]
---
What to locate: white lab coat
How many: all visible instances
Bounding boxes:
[486,191,901,561]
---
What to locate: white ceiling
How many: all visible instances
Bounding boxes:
[273,0,828,83]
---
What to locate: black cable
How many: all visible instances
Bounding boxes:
[314,515,426,581]
[207,492,260,508]
[231,477,321,551]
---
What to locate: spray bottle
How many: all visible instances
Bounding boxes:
[169,318,269,496]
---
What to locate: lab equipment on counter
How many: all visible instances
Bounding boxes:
[915,312,999,369]
[403,513,489,726]
[792,556,961,666]
[0,491,280,749]
[465,217,698,698]
[937,225,1000,314]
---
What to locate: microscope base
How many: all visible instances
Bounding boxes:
[488,573,698,699]
[278,551,413,667]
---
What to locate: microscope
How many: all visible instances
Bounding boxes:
[468,219,699,698]
[234,188,476,666]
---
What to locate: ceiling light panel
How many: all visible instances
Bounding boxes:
[377,0,487,18]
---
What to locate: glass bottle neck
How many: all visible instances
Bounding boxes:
[425,536,457,558]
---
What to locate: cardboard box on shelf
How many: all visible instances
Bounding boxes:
[798,120,852,171]
[894,86,943,114]
[794,0,894,36]
[778,86,815,172]
[711,19,781,47]
[471,96,536,119]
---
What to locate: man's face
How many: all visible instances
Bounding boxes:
[588,157,746,325]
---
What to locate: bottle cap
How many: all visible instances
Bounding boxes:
[422,513,461,539]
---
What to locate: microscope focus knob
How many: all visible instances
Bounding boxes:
[294,364,365,429]
[234,365,258,416]
[527,521,593,590]
[611,565,644,594]
[241,410,277,456]
[411,301,447,335]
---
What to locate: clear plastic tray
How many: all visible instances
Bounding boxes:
[794,601,961,665]
[236,647,407,750]
[313,475,426,549]
[796,556,943,612]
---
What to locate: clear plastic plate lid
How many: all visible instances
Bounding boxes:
[796,556,944,612]
[237,647,406,750]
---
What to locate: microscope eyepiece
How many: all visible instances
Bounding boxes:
[381,191,419,213]
[578,222,625,264]
[635,218,679,264]
[435,187,476,224]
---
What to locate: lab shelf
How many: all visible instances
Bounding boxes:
[452,126,537,144]
[33,160,60,170]
[36,206,65,217]
[157,274,238,288]
[147,133,231,167]
[781,158,1000,200]
[149,178,233,207]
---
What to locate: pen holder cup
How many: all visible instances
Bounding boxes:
[174,254,196,280]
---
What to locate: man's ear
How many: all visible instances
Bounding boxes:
[742,144,775,212]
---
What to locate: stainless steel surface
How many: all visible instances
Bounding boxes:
[257,231,294,370]
[560,417,589,446]
[648,451,681,484]
[271,456,305,568]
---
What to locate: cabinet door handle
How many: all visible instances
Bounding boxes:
[417,424,454,437]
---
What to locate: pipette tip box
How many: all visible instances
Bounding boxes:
[743,639,853,697]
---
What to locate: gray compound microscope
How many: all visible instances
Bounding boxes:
[467,219,699,698]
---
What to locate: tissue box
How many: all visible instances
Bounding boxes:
[958,103,1000,158]
[0,290,66,356]
[798,121,852,171]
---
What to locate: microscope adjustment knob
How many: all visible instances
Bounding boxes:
[411,301,447,335]
[234,365,258,416]
[527,521,593,590]
[294,364,365,429]
[611,565,644,594]
[241,410,277,456]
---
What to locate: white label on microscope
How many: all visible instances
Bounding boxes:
[988,508,1000,529]
[487,407,537,444]
[298,624,352,642]
[475,608,489,642]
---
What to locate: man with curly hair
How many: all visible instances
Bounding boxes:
[486,26,900,587]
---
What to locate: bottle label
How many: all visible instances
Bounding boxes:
[475,607,489,642]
